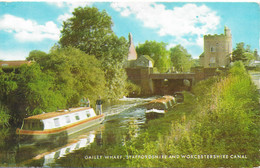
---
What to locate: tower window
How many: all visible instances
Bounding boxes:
[210,57,216,63]
[210,46,216,52]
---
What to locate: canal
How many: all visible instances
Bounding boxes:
[0,97,155,167]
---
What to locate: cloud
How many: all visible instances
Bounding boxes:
[0,14,60,42]
[49,1,92,23]
[111,2,220,49]
[49,1,92,12]
[57,13,72,23]
[0,49,29,61]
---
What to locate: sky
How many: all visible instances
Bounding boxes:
[0,1,259,60]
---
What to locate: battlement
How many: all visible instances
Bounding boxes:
[204,33,225,38]
[204,26,232,39]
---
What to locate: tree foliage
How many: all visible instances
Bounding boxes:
[59,6,129,64]
[14,64,66,116]
[60,7,113,58]
[59,6,129,100]
[31,47,107,107]
[136,40,171,72]
[26,50,48,62]
[232,42,255,65]
[170,44,193,72]
[0,47,109,124]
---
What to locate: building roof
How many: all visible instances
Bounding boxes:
[0,60,31,67]
[141,55,154,64]
[25,107,91,120]
[127,33,137,60]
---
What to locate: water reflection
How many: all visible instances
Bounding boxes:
[0,97,152,167]
[42,127,102,166]
[17,125,103,167]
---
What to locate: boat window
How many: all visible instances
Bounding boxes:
[164,102,168,109]
[146,103,167,110]
[75,114,80,121]
[65,148,70,154]
[86,112,90,118]
[172,98,176,104]
[75,143,80,149]
[168,101,172,107]
[54,151,60,159]
[22,120,44,130]
[54,118,60,127]
[65,116,71,123]
[22,121,30,130]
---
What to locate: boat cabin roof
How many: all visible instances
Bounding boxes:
[25,107,92,120]
[149,96,174,104]
[163,95,174,99]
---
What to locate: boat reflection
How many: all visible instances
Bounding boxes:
[18,124,103,167]
[43,132,96,166]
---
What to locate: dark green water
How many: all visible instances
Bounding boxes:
[0,97,154,167]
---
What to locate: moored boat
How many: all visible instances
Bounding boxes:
[16,107,105,144]
[145,95,176,119]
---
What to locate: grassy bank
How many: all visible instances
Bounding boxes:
[124,61,259,167]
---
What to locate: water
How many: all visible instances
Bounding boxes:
[0,97,155,167]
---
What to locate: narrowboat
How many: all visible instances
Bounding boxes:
[16,107,105,144]
[145,95,176,119]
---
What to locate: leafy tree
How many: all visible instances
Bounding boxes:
[0,69,17,103]
[26,50,48,62]
[104,62,128,100]
[14,64,66,116]
[253,49,259,60]
[60,6,116,59]
[59,6,129,100]
[232,42,255,65]
[192,59,200,67]
[0,69,17,126]
[33,47,107,106]
[170,44,192,72]
[59,6,129,63]
[0,104,10,127]
[136,40,171,72]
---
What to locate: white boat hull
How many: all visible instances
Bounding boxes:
[17,114,105,145]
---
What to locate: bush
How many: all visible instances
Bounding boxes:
[125,81,141,96]
[0,104,10,127]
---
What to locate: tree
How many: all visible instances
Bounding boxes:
[136,40,171,72]
[59,6,129,63]
[59,6,129,100]
[192,59,200,67]
[254,49,259,60]
[60,6,113,59]
[15,64,66,115]
[33,47,107,106]
[26,50,48,62]
[170,45,192,72]
[0,69,17,126]
[232,42,255,65]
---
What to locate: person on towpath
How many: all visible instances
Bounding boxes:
[96,96,103,115]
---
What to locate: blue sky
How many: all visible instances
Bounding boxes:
[0,1,259,60]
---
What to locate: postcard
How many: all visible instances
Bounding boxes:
[0,1,259,167]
